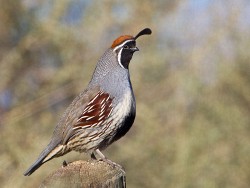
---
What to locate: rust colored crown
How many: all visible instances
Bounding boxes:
[111,35,134,48]
[111,28,152,49]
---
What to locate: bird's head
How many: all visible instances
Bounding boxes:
[111,28,152,69]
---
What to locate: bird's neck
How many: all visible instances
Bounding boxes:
[89,49,132,96]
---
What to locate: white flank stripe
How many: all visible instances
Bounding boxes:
[106,95,110,101]
[101,103,106,110]
[43,145,64,162]
[89,93,100,104]
[86,116,95,121]
[77,116,88,122]
[98,115,105,121]
[108,108,113,117]
[88,105,94,110]
[100,107,105,113]
[82,106,90,113]
[100,98,105,104]
[91,123,98,127]
[87,109,95,113]
[99,111,104,116]
[73,126,81,130]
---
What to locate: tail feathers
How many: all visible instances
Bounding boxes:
[24,144,64,176]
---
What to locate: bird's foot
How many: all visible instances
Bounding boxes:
[95,149,125,173]
[62,160,68,167]
[91,152,97,160]
[98,158,123,168]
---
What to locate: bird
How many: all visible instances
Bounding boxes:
[24,28,152,176]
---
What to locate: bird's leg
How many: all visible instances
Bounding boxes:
[95,149,125,172]
[62,160,68,167]
[95,149,107,160]
[91,152,97,160]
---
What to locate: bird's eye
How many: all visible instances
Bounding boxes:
[123,45,129,49]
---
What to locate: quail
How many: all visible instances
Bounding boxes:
[24,28,152,176]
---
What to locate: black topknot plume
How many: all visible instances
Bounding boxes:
[134,28,152,40]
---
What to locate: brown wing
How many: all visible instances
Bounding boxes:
[61,90,113,144]
[74,91,113,128]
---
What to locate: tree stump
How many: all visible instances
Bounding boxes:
[40,160,126,188]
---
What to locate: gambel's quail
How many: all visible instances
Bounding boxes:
[24,28,152,176]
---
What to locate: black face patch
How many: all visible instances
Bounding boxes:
[122,41,136,50]
[117,40,137,69]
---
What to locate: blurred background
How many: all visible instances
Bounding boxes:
[0,0,250,187]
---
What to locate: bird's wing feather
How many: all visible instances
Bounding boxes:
[74,91,113,128]
[60,88,113,144]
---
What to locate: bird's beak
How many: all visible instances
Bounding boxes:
[131,47,139,52]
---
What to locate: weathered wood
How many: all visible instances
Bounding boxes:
[40,160,126,188]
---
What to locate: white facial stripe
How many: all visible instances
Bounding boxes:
[113,39,134,69]
[117,47,124,68]
[112,39,134,52]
